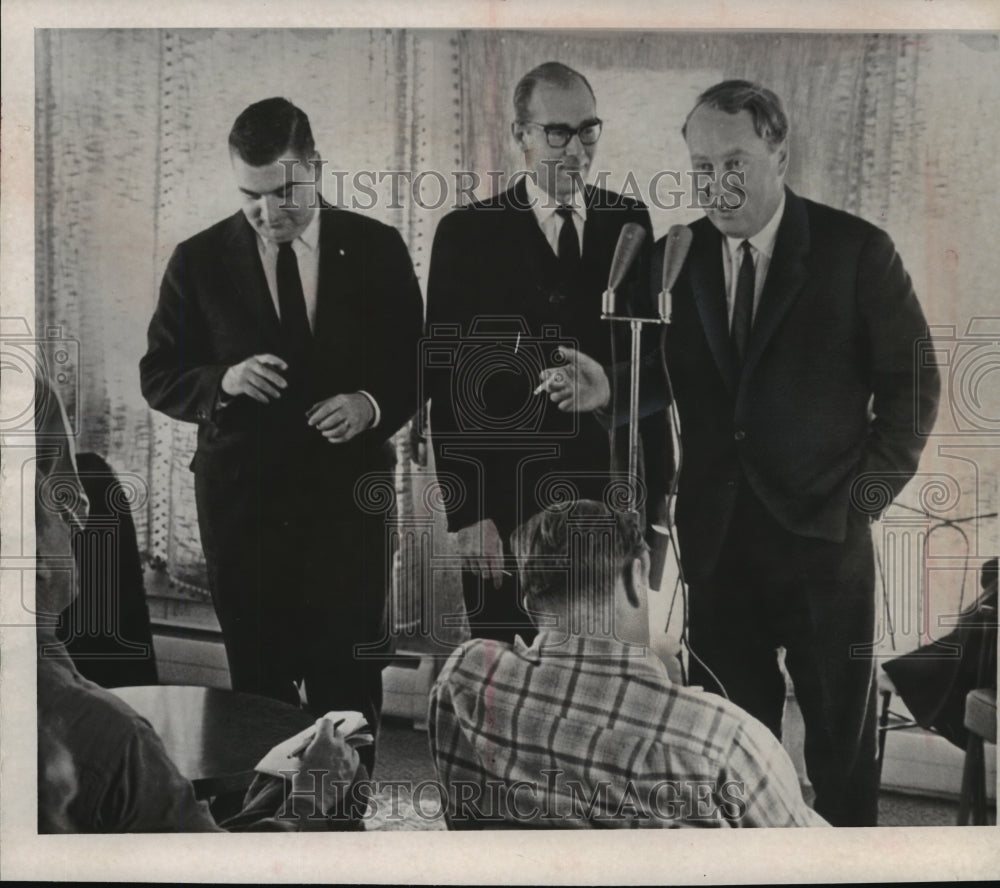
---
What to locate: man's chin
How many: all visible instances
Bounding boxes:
[554,173,588,202]
[257,224,294,243]
[706,209,748,237]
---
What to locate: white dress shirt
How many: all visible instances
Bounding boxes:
[254,207,321,331]
[720,191,786,328]
[525,176,587,257]
[250,207,380,425]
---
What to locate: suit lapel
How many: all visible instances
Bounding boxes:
[688,218,737,395]
[221,212,281,335]
[503,180,562,303]
[313,205,350,336]
[509,178,555,253]
[580,185,616,283]
[740,188,810,387]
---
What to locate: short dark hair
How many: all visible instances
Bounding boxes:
[513,61,595,121]
[511,500,648,617]
[228,97,315,166]
[682,79,789,150]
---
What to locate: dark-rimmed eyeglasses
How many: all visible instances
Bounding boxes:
[519,119,603,148]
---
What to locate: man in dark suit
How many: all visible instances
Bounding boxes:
[425,62,666,643]
[140,98,423,743]
[656,80,940,825]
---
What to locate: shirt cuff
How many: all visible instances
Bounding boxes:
[358,390,381,429]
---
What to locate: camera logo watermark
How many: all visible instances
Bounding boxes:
[1,316,80,435]
[919,319,1000,435]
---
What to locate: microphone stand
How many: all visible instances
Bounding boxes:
[601,287,671,520]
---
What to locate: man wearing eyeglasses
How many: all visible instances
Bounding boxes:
[425,62,666,643]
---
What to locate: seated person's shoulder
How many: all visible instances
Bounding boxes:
[434,637,516,687]
[39,658,142,740]
[38,658,216,832]
[661,681,755,753]
[38,657,172,790]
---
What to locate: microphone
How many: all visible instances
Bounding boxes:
[658,224,693,322]
[602,222,647,315]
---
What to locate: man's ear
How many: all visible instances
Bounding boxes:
[511,121,529,152]
[775,141,789,178]
[622,554,646,608]
[521,592,547,629]
[304,151,323,178]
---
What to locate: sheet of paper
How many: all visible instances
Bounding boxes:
[254,711,371,777]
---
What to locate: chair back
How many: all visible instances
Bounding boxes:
[56,452,158,687]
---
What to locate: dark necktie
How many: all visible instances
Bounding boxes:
[731,240,755,366]
[556,206,581,283]
[277,241,312,361]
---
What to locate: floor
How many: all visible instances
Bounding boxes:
[878,790,963,827]
[365,718,991,830]
[367,717,445,831]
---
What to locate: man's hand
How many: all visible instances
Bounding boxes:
[649,494,675,533]
[221,354,288,403]
[307,393,375,443]
[451,518,504,589]
[535,346,610,413]
[298,716,361,786]
[288,716,363,822]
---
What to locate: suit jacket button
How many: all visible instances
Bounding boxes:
[734,429,746,442]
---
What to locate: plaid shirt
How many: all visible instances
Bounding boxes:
[429,632,827,828]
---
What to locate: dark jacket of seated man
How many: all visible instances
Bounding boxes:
[882,558,997,749]
[34,378,362,832]
[428,500,827,829]
[37,648,362,833]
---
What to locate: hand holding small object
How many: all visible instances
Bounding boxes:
[451,519,504,589]
[535,346,610,412]
[287,716,362,822]
[221,354,289,403]
[288,717,346,759]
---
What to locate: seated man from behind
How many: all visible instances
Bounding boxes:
[34,378,363,832]
[428,500,826,828]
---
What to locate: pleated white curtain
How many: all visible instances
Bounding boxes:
[35,29,999,647]
[35,29,466,640]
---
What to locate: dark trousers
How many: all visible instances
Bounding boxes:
[687,483,879,827]
[461,567,538,646]
[195,467,388,770]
